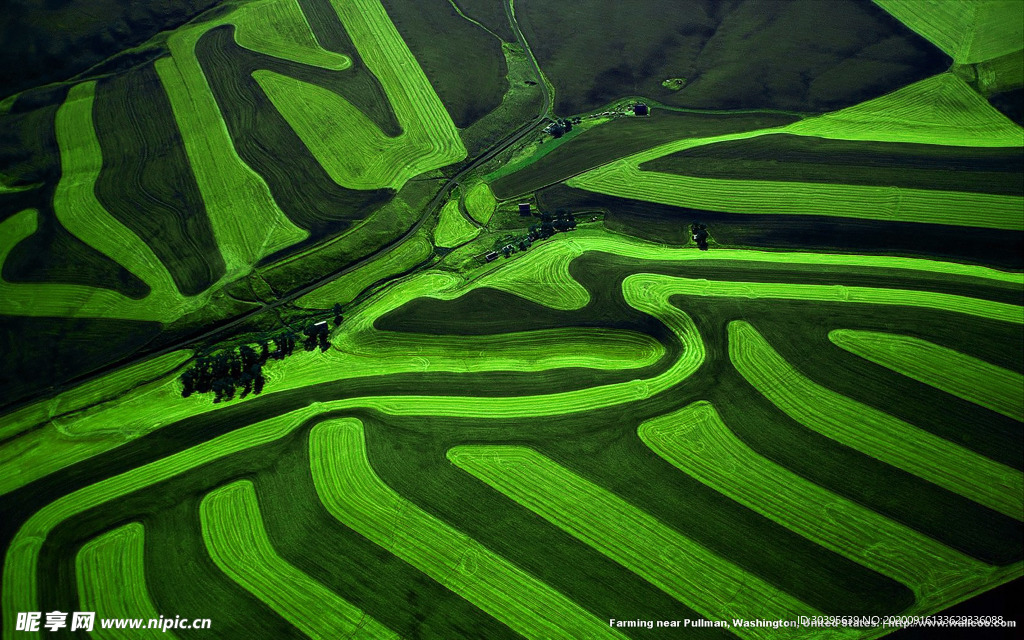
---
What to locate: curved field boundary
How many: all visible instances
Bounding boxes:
[9,229,1021,494]
[0,281,675,497]
[830,329,1024,421]
[155,2,312,277]
[253,0,466,191]
[309,418,627,640]
[297,234,433,308]
[0,85,221,322]
[874,0,1024,64]
[2,406,327,633]
[471,238,589,310]
[231,0,353,70]
[784,74,1024,146]
[464,182,496,224]
[76,523,175,639]
[638,402,1017,612]
[434,198,480,248]
[570,160,1024,230]
[567,74,1022,228]
[729,321,1023,520]
[0,350,192,442]
[201,480,397,639]
[447,445,838,640]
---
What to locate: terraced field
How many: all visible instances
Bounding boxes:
[1,0,1022,638]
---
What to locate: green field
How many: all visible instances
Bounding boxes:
[2,0,1023,638]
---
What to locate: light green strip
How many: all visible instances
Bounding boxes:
[231,0,352,70]
[873,1,1024,64]
[638,274,1022,324]
[639,402,1016,612]
[830,330,1024,421]
[201,480,398,640]
[2,406,325,638]
[156,10,308,276]
[310,418,626,640]
[53,82,181,299]
[447,445,840,640]
[434,198,480,248]
[256,0,465,191]
[0,350,193,442]
[471,238,589,310]
[0,84,218,322]
[464,182,496,224]
[571,160,1024,230]
[729,321,1023,520]
[76,523,174,639]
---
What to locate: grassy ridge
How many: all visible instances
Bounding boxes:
[297,233,433,308]
[874,0,1024,64]
[516,0,946,115]
[829,329,1024,421]
[252,0,467,191]
[309,418,627,640]
[463,182,496,224]
[94,64,226,297]
[729,320,1023,520]
[447,445,831,639]
[639,402,1014,613]
[433,197,480,248]
[200,480,398,639]
[568,74,1023,229]
[75,523,172,639]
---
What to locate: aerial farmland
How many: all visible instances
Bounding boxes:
[0,0,1022,638]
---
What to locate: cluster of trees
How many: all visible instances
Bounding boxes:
[546,117,579,138]
[180,345,268,403]
[691,222,709,250]
[181,312,342,402]
[500,211,578,258]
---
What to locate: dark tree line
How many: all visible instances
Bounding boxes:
[181,314,340,402]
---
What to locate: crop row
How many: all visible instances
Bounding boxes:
[447,445,833,640]
[638,401,1014,615]
[729,320,1023,520]
[309,418,625,639]
[75,523,166,640]
[2,406,325,633]
[7,231,1018,496]
[254,0,466,191]
[570,159,1024,230]
[200,480,397,639]
[829,329,1024,421]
